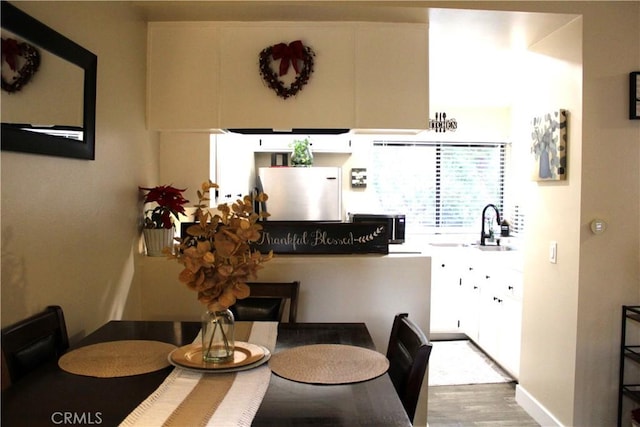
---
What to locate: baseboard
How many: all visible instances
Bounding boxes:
[515,384,564,427]
[429,331,467,341]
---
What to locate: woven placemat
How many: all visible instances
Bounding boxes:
[268,344,389,385]
[58,340,177,378]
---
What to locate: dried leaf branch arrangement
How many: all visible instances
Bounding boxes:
[167,180,273,310]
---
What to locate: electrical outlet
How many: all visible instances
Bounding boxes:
[549,241,557,264]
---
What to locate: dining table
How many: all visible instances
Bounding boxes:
[1,320,412,427]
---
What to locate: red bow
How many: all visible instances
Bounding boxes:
[271,40,305,76]
[2,38,20,71]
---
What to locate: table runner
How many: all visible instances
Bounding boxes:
[268,343,389,384]
[119,321,277,427]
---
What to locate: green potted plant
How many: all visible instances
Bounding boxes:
[139,185,189,256]
[290,137,313,166]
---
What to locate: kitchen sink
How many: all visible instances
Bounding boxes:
[475,245,515,252]
[429,242,517,252]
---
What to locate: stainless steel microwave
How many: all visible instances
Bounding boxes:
[350,214,406,244]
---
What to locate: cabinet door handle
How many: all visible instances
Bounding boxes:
[508,285,514,290]
[493,296,503,303]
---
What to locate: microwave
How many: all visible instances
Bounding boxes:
[350,214,406,244]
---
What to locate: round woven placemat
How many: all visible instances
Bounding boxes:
[268,344,389,385]
[58,340,177,378]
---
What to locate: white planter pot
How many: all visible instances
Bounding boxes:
[143,228,174,257]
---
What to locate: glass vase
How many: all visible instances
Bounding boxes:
[201,308,235,363]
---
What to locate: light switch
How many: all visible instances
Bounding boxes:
[549,241,557,264]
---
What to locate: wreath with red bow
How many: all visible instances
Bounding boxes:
[1,37,41,93]
[259,40,315,99]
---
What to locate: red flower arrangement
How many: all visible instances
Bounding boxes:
[139,185,189,229]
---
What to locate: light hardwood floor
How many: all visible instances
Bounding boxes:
[428,382,540,426]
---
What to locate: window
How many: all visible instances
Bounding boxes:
[371,141,506,235]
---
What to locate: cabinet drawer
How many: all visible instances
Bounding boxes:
[500,269,523,301]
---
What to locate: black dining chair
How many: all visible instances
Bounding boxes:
[386,312,432,423]
[1,305,69,389]
[230,281,300,323]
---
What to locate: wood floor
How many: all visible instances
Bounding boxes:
[427,382,540,426]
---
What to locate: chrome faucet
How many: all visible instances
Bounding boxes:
[480,204,501,246]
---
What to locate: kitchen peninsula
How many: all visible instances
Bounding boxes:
[139,251,430,355]
[140,218,431,423]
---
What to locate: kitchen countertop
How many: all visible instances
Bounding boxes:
[389,235,524,270]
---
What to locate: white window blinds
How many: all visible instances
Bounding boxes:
[371,141,506,235]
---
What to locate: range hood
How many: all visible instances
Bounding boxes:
[226,128,350,135]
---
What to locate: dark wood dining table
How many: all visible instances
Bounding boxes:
[1,320,411,427]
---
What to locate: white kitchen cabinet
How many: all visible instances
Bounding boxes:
[214,134,255,204]
[252,134,352,153]
[430,255,463,334]
[459,261,481,342]
[252,136,292,153]
[494,268,523,377]
[354,24,429,130]
[148,23,221,130]
[475,263,522,378]
[218,24,355,130]
[500,290,522,377]
[437,248,523,379]
[477,268,501,357]
[309,137,352,153]
[147,22,429,132]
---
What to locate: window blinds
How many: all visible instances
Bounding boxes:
[371,141,506,234]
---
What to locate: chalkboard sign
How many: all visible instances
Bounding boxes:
[252,221,389,254]
[179,221,390,254]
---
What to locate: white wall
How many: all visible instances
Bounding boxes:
[572,4,639,425]
[506,2,639,425]
[159,132,211,204]
[1,2,155,341]
[512,17,583,426]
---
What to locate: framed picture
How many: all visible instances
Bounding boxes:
[630,72,640,120]
[531,109,567,181]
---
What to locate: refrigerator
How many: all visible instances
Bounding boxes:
[257,167,342,221]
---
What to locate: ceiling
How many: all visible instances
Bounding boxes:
[132,1,578,108]
[427,8,577,108]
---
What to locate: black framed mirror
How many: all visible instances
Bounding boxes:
[1,1,97,160]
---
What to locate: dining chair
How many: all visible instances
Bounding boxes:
[386,312,432,423]
[1,305,69,388]
[230,281,300,323]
